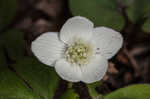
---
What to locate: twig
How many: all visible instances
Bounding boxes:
[123,45,141,77]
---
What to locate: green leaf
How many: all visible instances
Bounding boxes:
[1,29,25,60]
[13,57,60,99]
[104,84,150,99]
[0,67,41,99]
[125,0,150,22]
[60,89,79,99]
[69,0,124,31]
[122,0,134,6]
[87,82,103,99]
[0,0,17,31]
[143,18,150,32]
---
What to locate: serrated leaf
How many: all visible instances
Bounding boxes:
[60,89,79,99]
[87,82,103,99]
[143,18,150,32]
[104,84,150,99]
[13,57,60,99]
[1,29,25,60]
[124,0,150,22]
[0,0,17,31]
[69,0,124,31]
[0,67,41,99]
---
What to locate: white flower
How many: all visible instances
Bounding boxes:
[31,16,123,83]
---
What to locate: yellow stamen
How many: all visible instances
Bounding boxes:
[65,39,93,65]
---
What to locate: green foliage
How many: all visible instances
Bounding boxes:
[143,18,150,32]
[0,0,17,31]
[123,0,150,32]
[87,82,103,99]
[13,57,60,99]
[104,84,150,99]
[124,0,150,22]
[60,89,79,99]
[0,67,41,99]
[122,0,134,6]
[69,0,124,31]
[1,29,25,60]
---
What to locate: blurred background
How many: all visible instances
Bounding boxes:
[0,0,150,99]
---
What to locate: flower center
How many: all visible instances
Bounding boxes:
[65,40,93,65]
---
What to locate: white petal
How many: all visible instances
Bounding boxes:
[80,55,108,83]
[55,59,82,82]
[60,16,93,44]
[31,32,65,66]
[92,27,123,59]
